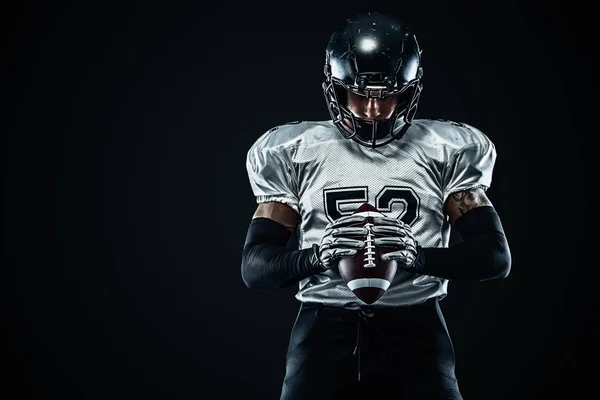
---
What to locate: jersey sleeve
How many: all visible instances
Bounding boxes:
[442,126,497,200]
[246,132,300,214]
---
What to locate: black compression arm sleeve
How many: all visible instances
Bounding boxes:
[414,206,511,281]
[241,217,324,290]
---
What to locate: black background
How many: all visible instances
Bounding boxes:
[3,0,595,399]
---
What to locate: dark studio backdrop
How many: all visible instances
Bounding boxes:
[3,0,595,399]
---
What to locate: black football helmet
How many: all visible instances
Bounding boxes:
[322,12,423,148]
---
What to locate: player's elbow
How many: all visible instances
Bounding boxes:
[485,240,512,280]
[240,243,285,290]
[241,266,272,290]
[490,251,511,279]
[241,263,265,290]
[241,265,286,290]
[241,247,263,289]
[241,244,257,289]
[240,262,255,289]
[241,273,262,290]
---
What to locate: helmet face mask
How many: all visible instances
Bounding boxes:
[322,12,424,148]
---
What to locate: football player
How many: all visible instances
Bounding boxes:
[241,11,511,400]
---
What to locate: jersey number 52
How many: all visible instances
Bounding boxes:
[323,186,420,225]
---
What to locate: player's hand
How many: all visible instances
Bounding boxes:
[371,216,418,271]
[316,214,368,270]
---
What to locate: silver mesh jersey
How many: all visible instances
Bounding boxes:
[246,119,496,309]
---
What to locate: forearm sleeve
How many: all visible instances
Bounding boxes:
[241,217,323,290]
[415,206,511,281]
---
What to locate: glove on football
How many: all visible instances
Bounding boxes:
[371,216,419,271]
[315,214,368,270]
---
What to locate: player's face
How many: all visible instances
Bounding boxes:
[346,91,399,120]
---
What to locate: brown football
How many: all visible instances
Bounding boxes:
[338,203,398,305]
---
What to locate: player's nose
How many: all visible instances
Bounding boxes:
[364,98,382,119]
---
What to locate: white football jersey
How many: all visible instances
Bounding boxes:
[246,118,496,309]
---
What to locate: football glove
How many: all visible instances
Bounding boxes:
[371,216,419,271]
[316,214,368,270]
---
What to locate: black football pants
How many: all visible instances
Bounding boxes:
[280,298,464,400]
